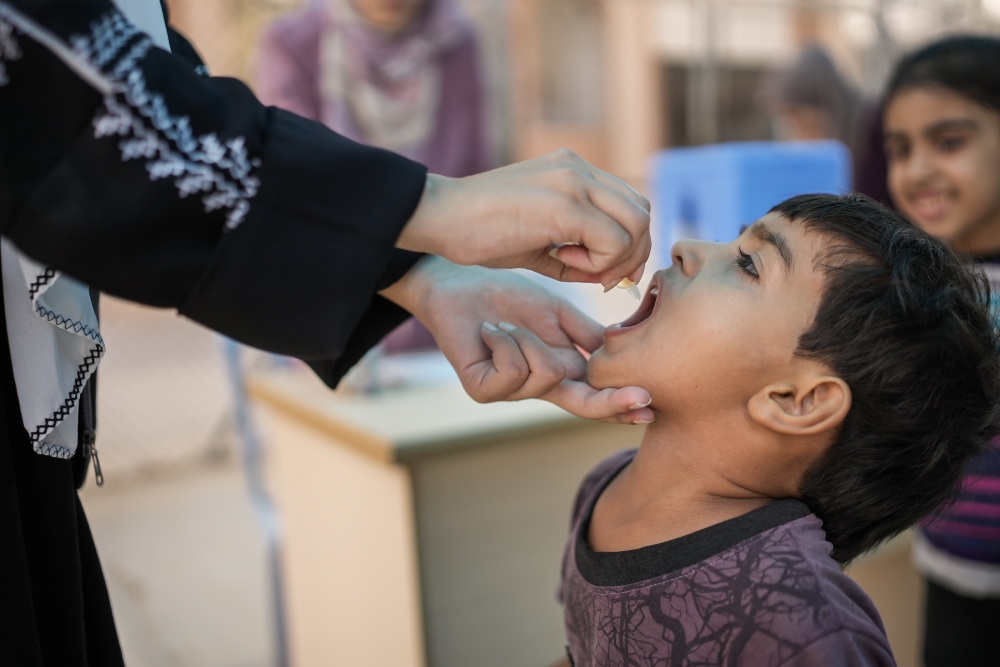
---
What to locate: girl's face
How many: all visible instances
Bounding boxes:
[884,87,1000,254]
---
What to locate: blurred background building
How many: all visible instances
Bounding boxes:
[81,2,1000,667]
[163,0,1000,184]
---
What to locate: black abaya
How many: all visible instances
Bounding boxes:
[0,0,433,662]
[1,0,427,366]
[0,267,123,667]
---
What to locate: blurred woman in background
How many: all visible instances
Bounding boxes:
[762,45,890,205]
[256,0,490,353]
[256,0,489,177]
[882,36,1000,667]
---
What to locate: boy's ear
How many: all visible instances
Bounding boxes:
[747,374,851,436]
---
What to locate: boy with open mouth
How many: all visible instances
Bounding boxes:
[555,193,1000,666]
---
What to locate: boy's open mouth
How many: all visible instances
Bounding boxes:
[608,278,660,334]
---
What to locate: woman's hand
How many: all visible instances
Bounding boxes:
[396,150,652,291]
[380,256,655,424]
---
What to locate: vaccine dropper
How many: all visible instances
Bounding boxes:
[617,278,641,300]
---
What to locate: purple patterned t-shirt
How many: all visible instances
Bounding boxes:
[559,450,896,667]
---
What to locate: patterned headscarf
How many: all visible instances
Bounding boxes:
[316,0,473,154]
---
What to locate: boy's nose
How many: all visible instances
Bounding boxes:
[671,238,707,277]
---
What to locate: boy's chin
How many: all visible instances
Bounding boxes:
[586,351,628,391]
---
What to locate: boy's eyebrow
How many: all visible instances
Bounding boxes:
[749,221,792,272]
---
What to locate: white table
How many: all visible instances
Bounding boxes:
[249,368,643,667]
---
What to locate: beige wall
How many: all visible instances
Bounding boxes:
[508,0,660,185]
[165,0,303,84]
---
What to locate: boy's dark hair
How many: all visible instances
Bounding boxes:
[886,35,1000,112]
[770,193,1000,564]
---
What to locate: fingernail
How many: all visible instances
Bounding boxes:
[633,418,653,425]
[549,247,561,259]
[498,321,517,332]
[628,398,652,410]
[482,322,498,332]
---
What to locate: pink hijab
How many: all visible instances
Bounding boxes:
[316,0,477,159]
[257,0,489,175]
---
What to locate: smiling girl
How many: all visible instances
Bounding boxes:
[883,36,1000,667]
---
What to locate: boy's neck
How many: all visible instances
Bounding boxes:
[588,418,775,553]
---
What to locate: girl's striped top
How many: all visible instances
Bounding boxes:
[915,261,1000,596]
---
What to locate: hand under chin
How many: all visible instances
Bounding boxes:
[585,351,624,391]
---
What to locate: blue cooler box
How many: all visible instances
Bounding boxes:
[649,141,851,267]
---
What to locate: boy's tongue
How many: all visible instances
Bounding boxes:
[613,284,659,330]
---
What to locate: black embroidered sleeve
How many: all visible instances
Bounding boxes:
[0,0,426,381]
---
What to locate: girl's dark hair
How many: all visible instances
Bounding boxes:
[771,193,1000,564]
[885,35,1000,111]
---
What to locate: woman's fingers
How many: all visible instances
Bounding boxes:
[396,150,652,285]
[583,177,651,243]
[542,380,654,424]
[467,322,567,402]
[597,406,657,425]
[555,149,651,214]
[493,322,568,400]
[594,232,653,291]
[545,182,650,287]
[586,167,651,215]
[576,172,651,281]
[555,301,606,354]
[628,262,646,285]
[552,208,635,277]
[525,251,604,284]
[532,250,649,294]
[559,206,649,282]
[462,323,531,403]
[550,244,599,274]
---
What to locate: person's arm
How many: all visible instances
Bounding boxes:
[0,0,651,404]
[1,0,426,365]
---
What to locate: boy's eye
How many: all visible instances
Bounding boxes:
[734,246,759,281]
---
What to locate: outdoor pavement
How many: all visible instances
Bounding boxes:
[80,462,274,667]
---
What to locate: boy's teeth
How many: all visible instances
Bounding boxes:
[650,286,659,296]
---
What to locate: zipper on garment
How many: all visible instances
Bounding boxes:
[82,428,103,487]
[89,442,104,487]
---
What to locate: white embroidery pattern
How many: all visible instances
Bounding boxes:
[0,15,21,86]
[70,10,137,70]
[71,11,260,230]
[29,341,103,458]
[33,302,103,344]
[23,266,105,456]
